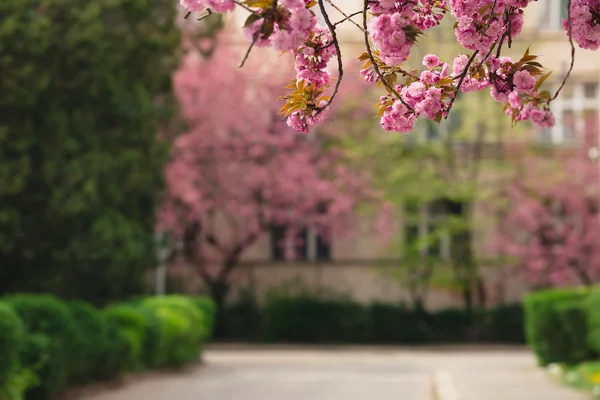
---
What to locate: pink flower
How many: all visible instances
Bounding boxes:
[423,54,440,69]
[531,109,556,128]
[179,0,235,13]
[563,0,600,50]
[513,70,535,92]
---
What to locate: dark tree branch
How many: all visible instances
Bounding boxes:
[315,0,344,115]
[362,0,413,110]
[551,0,575,101]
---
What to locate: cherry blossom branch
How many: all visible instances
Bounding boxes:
[447,50,479,111]
[315,0,343,114]
[237,0,279,68]
[239,31,258,68]
[232,0,255,13]
[551,0,575,101]
[361,0,413,111]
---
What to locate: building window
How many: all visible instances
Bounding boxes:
[404,199,454,259]
[270,225,331,262]
[537,0,568,30]
[539,81,599,144]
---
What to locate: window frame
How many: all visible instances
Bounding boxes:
[270,224,332,262]
[540,81,599,145]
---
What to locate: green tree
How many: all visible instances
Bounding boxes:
[0,0,179,304]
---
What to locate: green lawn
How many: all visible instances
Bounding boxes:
[549,361,600,398]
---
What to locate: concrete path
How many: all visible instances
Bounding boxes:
[79,346,591,400]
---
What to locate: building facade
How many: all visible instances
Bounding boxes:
[175,1,600,310]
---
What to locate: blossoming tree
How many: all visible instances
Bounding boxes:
[493,119,600,287]
[158,36,381,308]
[178,0,599,134]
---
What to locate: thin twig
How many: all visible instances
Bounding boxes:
[184,11,191,19]
[447,50,479,112]
[551,0,575,101]
[471,0,500,70]
[480,0,498,37]
[237,1,278,68]
[495,30,508,57]
[362,0,413,110]
[232,0,255,13]
[325,0,365,31]
[239,32,258,68]
[314,0,343,114]
[334,10,364,29]
[197,8,213,21]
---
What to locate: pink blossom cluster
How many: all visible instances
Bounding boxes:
[366,1,446,66]
[286,100,329,133]
[284,29,338,133]
[179,0,234,13]
[449,0,531,54]
[367,13,413,66]
[368,0,447,30]
[379,54,453,133]
[293,28,336,89]
[563,0,600,50]
[484,55,555,128]
[493,135,600,286]
[175,0,600,135]
[242,0,317,52]
[160,38,386,275]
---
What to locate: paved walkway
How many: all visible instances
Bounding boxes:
[79,346,591,400]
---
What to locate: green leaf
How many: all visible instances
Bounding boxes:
[243,13,262,28]
[534,71,552,91]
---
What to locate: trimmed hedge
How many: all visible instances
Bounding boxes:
[586,290,600,356]
[524,287,595,366]
[215,290,526,344]
[0,294,215,400]
[142,296,206,366]
[67,301,107,383]
[0,302,23,385]
[3,294,78,398]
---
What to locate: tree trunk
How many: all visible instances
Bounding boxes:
[205,278,231,339]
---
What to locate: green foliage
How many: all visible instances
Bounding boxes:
[131,306,163,370]
[586,290,600,356]
[94,317,133,380]
[367,302,429,343]
[17,334,62,400]
[3,294,78,396]
[481,303,525,343]
[0,0,179,304]
[0,294,215,399]
[218,290,264,342]
[524,287,595,366]
[216,286,525,344]
[66,301,107,383]
[103,305,147,371]
[142,296,206,366]
[0,302,23,385]
[266,291,371,343]
[194,297,217,341]
[556,360,600,398]
[0,366,38,400]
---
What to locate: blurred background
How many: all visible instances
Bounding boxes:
[1,0,600,399]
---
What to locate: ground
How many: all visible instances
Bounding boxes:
[78,346,591,400]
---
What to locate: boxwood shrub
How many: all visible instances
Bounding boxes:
[0,302,22,384]
[524,287,595,366]
[3,294,77,397]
